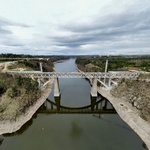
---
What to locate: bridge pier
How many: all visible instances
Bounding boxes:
[54,77,61,97]
[55,96,60,111]
[91,96,96,111]
[108,77,112,87]
[103,99,108,109]
[90,77,97,97]
[38,78,42,88]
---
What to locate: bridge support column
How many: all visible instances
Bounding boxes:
[55,96,60,111]
[38,78,41,88]
[103,99,108,109]
[90,77,97,97]
[39,62,43,72]
[91,96,96,111]
[108,77,112,87]
[54,77,61,97]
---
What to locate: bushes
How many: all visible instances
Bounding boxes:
[76,56,150,72]
[0,74,41,121]
[111,79,150,121]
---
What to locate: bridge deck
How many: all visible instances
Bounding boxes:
[6,71,139,78]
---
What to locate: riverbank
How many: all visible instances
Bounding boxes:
[76,67,150,149]
[0,80,53,135]
[98,88,150,149]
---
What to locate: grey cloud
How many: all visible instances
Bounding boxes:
[1,1,150,55]
[47,6,150,52]
[0,17,32,28]
[0,27,12,34]
[5,43,24,47]
[0,17,30,50]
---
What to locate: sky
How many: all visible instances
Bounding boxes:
[0,0,150,55]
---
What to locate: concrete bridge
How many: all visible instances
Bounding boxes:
[1,58,139,114]
[7,70,139,97]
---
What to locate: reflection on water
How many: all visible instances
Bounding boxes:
[0,138,3,145]
[38,94,116,114]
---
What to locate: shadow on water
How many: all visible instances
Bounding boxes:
[92,114,132,131]
[38,94,116,114]
[70,119,83,140]
[0,137,4,146]
[142,143,149,150]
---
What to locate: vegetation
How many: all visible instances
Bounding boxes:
[76,55,150,122]
[111,79,150,121]
[76,56,150,72]
[7,60,54,72]
[0,55,69,121]
[0,53,69,72]
[138,73,150,79]
[0,73,41,121]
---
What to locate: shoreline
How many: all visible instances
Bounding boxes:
[76,67,150,149]
[0,80,54,135]
[98,88,150,149]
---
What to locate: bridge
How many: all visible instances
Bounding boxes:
[3,61,139,114]
[6,70,139,98]
[6,70,138,78]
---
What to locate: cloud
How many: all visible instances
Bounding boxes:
[0,27,12,34]
[0,17,31,28]
[0,0,150,55]
[42,4,150,55]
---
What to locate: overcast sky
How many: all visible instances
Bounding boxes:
[0,0,150,55]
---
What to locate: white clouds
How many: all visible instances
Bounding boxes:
[0,0,150,55]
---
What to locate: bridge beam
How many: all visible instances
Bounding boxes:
[90,77,97,97]
[54,77,61,97]
[38,78,41,88]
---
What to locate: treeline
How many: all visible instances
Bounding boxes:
[14,60,54,72]
[0,53,33,58]
[0,53,69,60]
[0,53,69,72]
[0,73,40,121]
[76,56,150,72]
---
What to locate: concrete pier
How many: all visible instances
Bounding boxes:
[90,77,97,97]
[55,96,60,111]
[38,78,41,88]
[91,96,96,111]
[54,77,61,97]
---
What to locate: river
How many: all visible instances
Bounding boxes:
[0,59,145,150]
